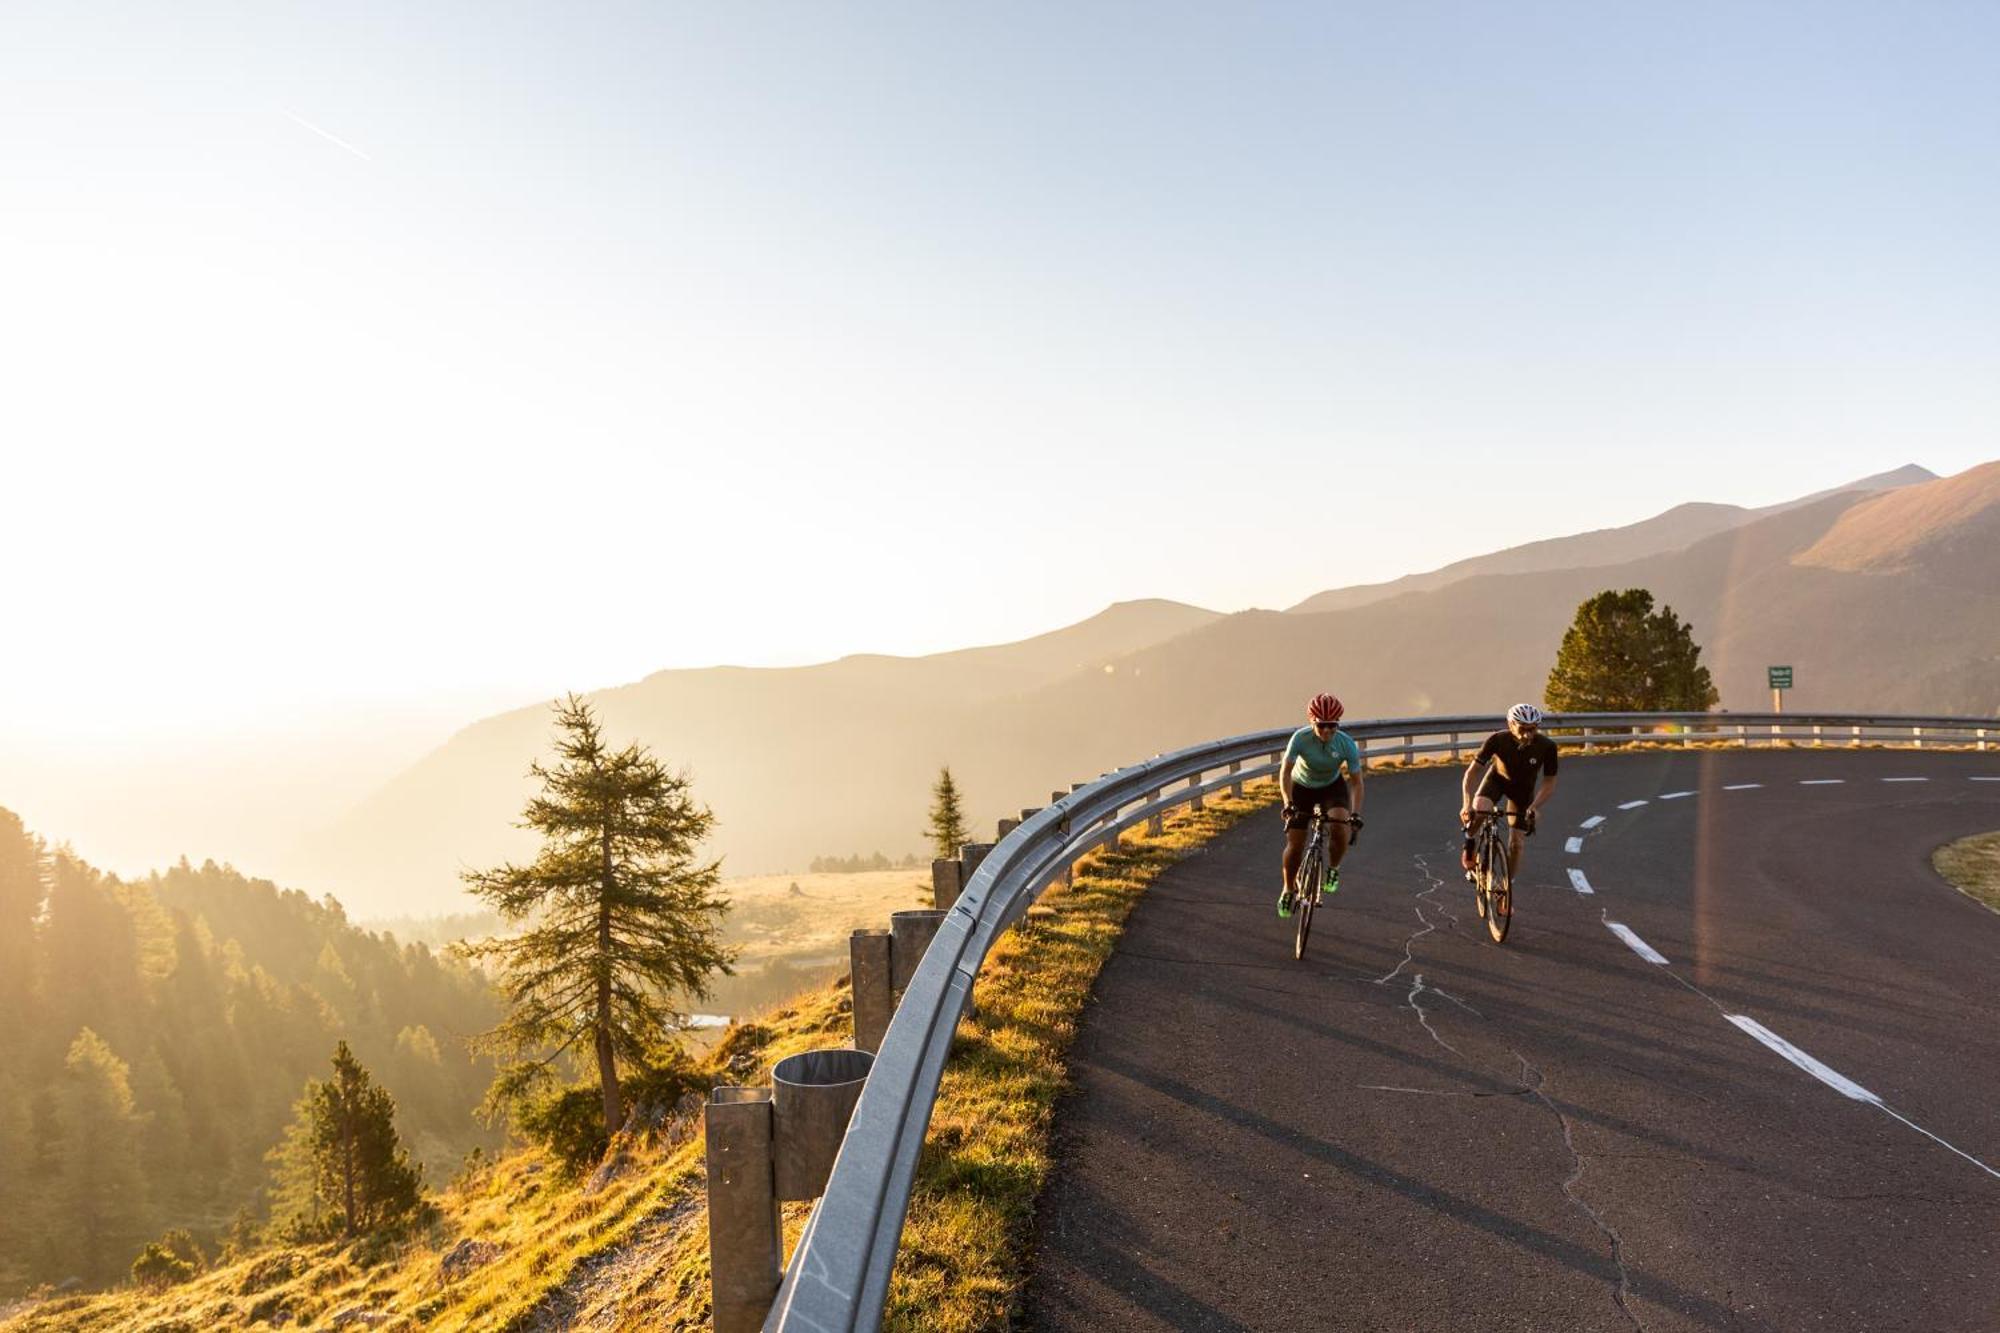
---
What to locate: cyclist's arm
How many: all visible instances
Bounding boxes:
[1279,733,1301,809]
[1346,764,1364,817]
[1528,773,1559,815]
[1460,759,1488,812]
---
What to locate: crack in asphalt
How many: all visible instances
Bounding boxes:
[1372,841,1647,1331]
[1374,850,1450,986]
[1518,1053,1645,1333]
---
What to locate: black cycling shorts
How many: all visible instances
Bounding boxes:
[1476,773,1535,825]
[1285,778,1350,830]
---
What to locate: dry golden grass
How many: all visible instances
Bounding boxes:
[1934,831,2000,913]
[720,870,931,971]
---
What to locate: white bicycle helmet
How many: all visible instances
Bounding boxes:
[1507,702,1544,726]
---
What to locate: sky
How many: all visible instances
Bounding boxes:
[4,3,1999,870]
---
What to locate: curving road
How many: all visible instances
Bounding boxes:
[1020,749,2000,1332]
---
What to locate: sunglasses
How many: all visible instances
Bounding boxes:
[1312,722,1337,731]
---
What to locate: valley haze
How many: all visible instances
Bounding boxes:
[17,460,1985,921]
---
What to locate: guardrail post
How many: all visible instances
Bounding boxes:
[890,909,945,994]
[1737,724,1748,748]
[1449,731,1461,762]
[1189,771,1205,812]
[1851,724,1862,747]
[1813,723,1823,747]
[772,1050,873,1201]
[706,1088,780,1333]
[1146,789,1162,836]
[848,930,893,1053]
[930,857,961,911]
[1914,725,1924,750]
[1228,760,1243,798]
[1403,733,1415,764]
[997,816,1021,838]
[1980,728,1989,753]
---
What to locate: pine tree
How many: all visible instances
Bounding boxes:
[928,766,970,860]
[1545,588,1721,714]
[46,1029,151,1284]
[268,1041,422,1237]
[461,695,732,1143]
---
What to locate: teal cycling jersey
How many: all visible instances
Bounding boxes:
[1283,725,1363,788]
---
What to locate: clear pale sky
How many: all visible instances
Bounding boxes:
[4,2,1997,777]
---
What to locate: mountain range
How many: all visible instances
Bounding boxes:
[303,460,2000,917]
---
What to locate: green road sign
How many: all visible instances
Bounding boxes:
[1768,666,1793,690]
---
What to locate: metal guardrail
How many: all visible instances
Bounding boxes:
[760,710,1996,1331]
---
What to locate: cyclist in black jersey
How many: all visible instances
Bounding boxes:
[1460,703,1560,881]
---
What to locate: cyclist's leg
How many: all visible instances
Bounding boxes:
[1324,778,1353,871]
[1504,788,1532,877]
[1281,803,1310,905]
[1466,776,1502,870]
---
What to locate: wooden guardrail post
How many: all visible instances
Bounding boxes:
[707,1088,780,1333]
[1228,760,1243,797]
[708,1049,874,1333]
[1145,788,1162,836]
[1188,771,1204,813]
[848,930,893,1053]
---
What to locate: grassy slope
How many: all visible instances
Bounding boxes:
[1934,830,2000,913]
[5,790,1265,1333]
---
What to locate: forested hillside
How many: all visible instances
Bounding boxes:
[0,808,502,1296]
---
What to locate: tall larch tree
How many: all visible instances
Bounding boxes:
[462,695,732,1143]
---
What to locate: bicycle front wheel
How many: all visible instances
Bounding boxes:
[1294,844,1322,960]
[1483,841,1512,944]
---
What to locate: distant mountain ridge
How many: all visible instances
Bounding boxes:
[1288,463,1934,614]
[304,463,1995,917]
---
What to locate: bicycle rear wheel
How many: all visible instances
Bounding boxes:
[1483,836,1512,944]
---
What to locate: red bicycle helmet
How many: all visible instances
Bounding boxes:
[1307,693,1344,724]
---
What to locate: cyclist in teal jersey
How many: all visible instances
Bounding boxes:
[1278,692,1365,917]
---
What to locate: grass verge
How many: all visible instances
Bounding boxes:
[1934,831,2000,913]
[881,785,1270,1331]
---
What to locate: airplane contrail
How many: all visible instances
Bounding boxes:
[280,109,372,161]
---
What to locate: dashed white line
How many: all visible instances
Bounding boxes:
[1606,922,1668,965]
[1580,815,1606,829]
[1800,779,1844,785]
[1564,836,1584,854]
[1660,790,1696,800]
[1973,777,2000,782]
[1723,783,1763,790]
[1881,777,1929,783]
[1618,800,1648,810]
[1567,868,1594,895]
[1726,1015,1878,1102]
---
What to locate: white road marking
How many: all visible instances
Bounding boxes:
[1881,777,1929,783]
[1564,836,1584,854]
[1723,783,1763,790]
[1606,922,1668,965]
[1973,777,2000,782]
[1580,815,1606,828]
[1618,799,1648,810]
[1727,1016,1878,1103]
[1800,779,1844,785]
[1567,868,1594,895]
[1660,790,1696,800]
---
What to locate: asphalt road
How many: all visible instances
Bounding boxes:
[1019,749,2000,1332]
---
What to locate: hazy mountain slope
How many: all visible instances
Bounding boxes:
[1795,459,2000,587]
[1288,464,1933,614]
[948,476,2000,810]
[310,466,1997,919]
[299,600,1219,915]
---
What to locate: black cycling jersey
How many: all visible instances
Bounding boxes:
[1474,729,1558,799]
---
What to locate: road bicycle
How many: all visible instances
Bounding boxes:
[1466,802,1531,944]
[1284,811,1361,960]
